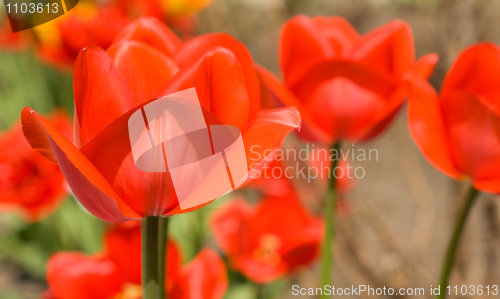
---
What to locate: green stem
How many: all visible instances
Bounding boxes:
[194,210,204,254]
[142,216,162,299]
[436,185,479,299]
[256,283,265,299]
[320,142,341,297]
[158,217,169,299]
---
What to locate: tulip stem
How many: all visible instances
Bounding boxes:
[158,217,169,299]
[142,216,164,299]
[436,185,479,299]
[320,142,341,297]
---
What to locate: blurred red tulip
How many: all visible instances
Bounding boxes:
[22,17,301,222]
[35,3,128,69]
[0,111,71,221]
[105,0,214,20]
[408,43,500,193]
[211,193,323,283]
[45,221,228,299]
[257,15,438,144]
[0,18,32,51]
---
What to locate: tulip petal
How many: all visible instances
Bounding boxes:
[171,249,228,299]
[255,64,332,143]
[280,220,323,269]
[79,108,177,217]
[289,59,399,105]
[58,8,128,57]
[243,107,301,170]
[407,79,461,179]
[441,91,500,181]
[73,46,134,147]
[210,198,254,255]
[104,222,142,284]
[474,176,500,193]
[312,16,360,50]
[114,16,183,57]
[441,43,500,116]
[158,46,251,131]
[249,195,316,238]
[231,255,287,283]
[350,82,408,141]
[47,253,125,299]
[173,33,261,121]
[21,107,142,222]
[304,76,389,141]
[408,53,439,80]
[280,15,359,86]
[350,20,415,77]
[107,40,179,107]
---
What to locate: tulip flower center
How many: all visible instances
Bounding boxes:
[112,283,142,299]
[252,233,282,266]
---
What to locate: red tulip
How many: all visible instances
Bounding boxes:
[0,18,32,51]
[104,0,214,20]
[45,221,228,299]
[35,5,128,69]
[257,15,438,144]
[22,17,301,222]
[211,193,323,283]
[0,111,71,221]
[408,43,500,193]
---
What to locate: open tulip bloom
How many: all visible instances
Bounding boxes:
[254,15,439,291]
[22,17,300,222]
[211,192,323,284]
[408,42,500,296]
[21,16,300,298]
[258,15,438,144]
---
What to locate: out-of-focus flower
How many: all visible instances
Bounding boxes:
[257,15,438,144]
[44,221,228,299]
[408,43,500,193]
[34,2,128,69]
[106,0,214,20]
[0,18,33,51]
[211,193,323,283]
[161,0,214,17]
[0,111,71,221]
[22,16,301,222]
